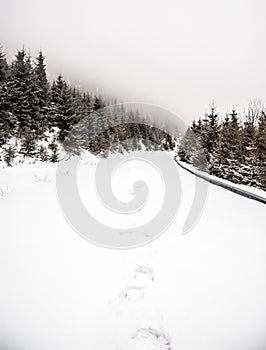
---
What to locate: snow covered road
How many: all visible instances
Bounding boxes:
[0,155,266,350]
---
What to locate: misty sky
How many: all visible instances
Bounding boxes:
[1,0,266,123]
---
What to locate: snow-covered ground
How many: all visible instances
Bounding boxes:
[0,152,266,350]
[177,159,266,199]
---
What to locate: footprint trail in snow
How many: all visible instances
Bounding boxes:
[115,264,173,349]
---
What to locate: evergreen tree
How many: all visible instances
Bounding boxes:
[0,47,8,83]
[33,51,50,133]
[20,128,37,157]
[239,115,257,186]
[7,48,33,134]
[27,55,43,133]
[0,84,15,145]
[81,92,92,116]
[3,145,16,166]
[50,75,76,140]
[178,126,207,170]
[0,48,15,143]
[206,107,221,176]
[206,106,219,156]
[222,109,242,183]
[38,144,49,162]
[218,113,230,165]
[49,139,59,162]
[93,95,104,111]
[256,111,266,190]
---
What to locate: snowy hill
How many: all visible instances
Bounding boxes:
[0,153,266,350]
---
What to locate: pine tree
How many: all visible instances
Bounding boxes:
[27,55,43,134]
[256,111,266,190]
[33,51,50,133]
[20,128,37,157]
[38,144,49,162]
[0,47,8,83]
[0,48,15,144]
[49,139,59,162]
[0,84,14,145]
[178,126,206,169]
[207,106,219,156]
[239,115,257,186]
[81,92,92,116]
[217,113,230,165]
[222,109,242,183]
[206,107,221,176]
[93,95,104,111]
[7,48,33,135]
[3,145,16,166]
[50,75,76,140]
[195,106,220,168]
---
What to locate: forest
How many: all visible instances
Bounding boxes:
[0,45,265,191]
[178,103,266,191]
[0,46,175,164]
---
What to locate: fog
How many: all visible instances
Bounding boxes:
[1,0,266,122]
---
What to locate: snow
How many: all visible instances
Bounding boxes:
[178,158,266,199]
[0,152,266,350]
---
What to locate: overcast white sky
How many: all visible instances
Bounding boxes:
[1,0,266,122]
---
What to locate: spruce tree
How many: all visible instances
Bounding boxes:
[38,144,49,162]
[0,48,15,143]
[27,55,42,134]
[34,51,50,133]
[178,126,206,169]
[0,47,8,83]
[207,106,219,155]
[3,145,16,166]
[218,113,230,165]
[240,115,257,186]
[223,109,242,183]
[0,83,14,145]
[256,111,266,190]
[7,48,33,135]
[20,127,37,157]
[207,111,220,175]
[93,95,104,111]
[50,75,76,140]
[49,139,59,162]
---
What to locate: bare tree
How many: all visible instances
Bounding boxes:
[245,100,264,126]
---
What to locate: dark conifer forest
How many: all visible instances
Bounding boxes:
[0,45,265,191]
[0,46,175,163]
[178,103,266,191]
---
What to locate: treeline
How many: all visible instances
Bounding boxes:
[1,46,265,192]
[178,103,266,191]
[0,46,107,163]
[0,46,176,164]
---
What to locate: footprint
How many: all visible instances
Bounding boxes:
[134,266,155,284]
[120,286,145,303]
[130,328,172,350]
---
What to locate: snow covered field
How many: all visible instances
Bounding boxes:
[0,153,266,350]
